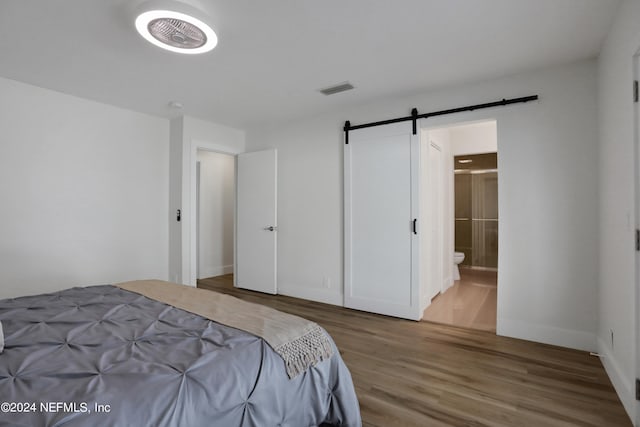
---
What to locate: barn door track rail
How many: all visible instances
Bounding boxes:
[343,95,538,144]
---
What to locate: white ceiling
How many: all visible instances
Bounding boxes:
[0,0,620,129]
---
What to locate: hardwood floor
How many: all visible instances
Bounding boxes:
[422,267,497,332]
[198,274,631,427]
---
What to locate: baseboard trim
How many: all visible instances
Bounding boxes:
[277,283,343,306]
[597,337,635,423]
[497,318,596,352]
[198,264,233,279]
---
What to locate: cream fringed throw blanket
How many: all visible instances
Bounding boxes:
[117,280,333,379]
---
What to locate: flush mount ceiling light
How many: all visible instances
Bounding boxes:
[135,4,217,54]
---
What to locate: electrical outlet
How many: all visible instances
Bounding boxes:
[322,276,331,289]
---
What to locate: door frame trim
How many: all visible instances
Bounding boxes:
[187,139,243,287]
[634,49,640,426]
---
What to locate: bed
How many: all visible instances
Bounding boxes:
[0,282,361,426]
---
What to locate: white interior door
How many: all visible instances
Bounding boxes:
[236,149,277,294]
[344,122,421,320]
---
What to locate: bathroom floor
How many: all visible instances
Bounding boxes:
[421,267,497,332]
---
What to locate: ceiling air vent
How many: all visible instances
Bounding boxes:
[319,82,355,96]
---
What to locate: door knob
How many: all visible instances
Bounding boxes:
[263,226,277,231]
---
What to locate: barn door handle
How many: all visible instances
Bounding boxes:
[413,219,417,235]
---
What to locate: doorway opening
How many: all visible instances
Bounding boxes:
[195,149,235,286]
[421,120,498,332]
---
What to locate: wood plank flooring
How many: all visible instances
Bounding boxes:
[422,267,497,332]
[198,274,631,427]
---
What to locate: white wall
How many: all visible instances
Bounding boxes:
[596,0,640,421]
[246,119,344,306]
[168,115,245,286]
[197,151,235,278]
[246,59,600,352]
[449,121,498,156]
[0,76,169,299]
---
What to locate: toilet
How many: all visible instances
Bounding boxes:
[453,251,465,281]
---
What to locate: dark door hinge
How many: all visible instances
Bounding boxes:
[636,378,640,400]
[635,80,639,103]
[636,229,640,251]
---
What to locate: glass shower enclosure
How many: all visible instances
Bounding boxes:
[454,153,498,269]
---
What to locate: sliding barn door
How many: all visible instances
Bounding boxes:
[236,149,277,294]
[344,122,421,320]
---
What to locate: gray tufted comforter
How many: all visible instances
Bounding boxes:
[0,285,361,426]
